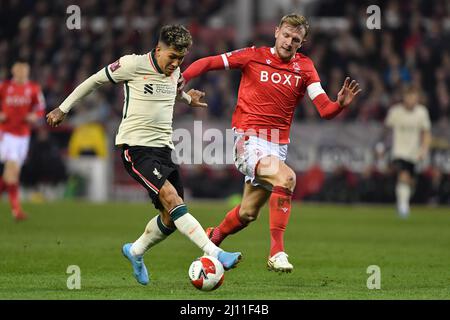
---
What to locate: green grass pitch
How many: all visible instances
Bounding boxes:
[0,201,449,299]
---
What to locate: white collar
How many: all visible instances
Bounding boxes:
[270,47,296,61]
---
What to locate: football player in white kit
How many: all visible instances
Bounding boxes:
[46,25,242,285]
[385,86,432,217]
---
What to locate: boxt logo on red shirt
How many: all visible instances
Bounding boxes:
[260,70,302,87]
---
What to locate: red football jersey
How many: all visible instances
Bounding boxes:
[0,80,45,136]
[222,46,321,143]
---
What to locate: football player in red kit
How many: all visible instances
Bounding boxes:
[182,14,361,272]
[0,60,45,220]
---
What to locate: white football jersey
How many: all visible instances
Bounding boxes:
[58,50,189,149]
[105,52,180,149]
[385,104,431,163]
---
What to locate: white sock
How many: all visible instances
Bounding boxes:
[396,182,411,214]
[130,215,172,256]
[173,211,222,258]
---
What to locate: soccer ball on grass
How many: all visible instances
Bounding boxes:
[188,256,224,291]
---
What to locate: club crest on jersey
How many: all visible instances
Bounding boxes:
[109,59,121,72]
[153,168,162,179]
[293,62,301,73]
[266,59,272,65]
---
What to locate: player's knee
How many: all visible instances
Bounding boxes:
[275,171,296,191]
[239,207,259,223]
[159,186,183,211]
[398,171,411,184]
[165,194,184,211]
[3,171,19,184]
[286,173,296,189]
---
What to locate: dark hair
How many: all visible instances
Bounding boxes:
[403,84,420,96]
[159,24,192,53]
[14,58,29,65]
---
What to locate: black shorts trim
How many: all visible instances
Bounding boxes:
[392,159,416,176]
[123,148,160,194]
[121,145,184,210]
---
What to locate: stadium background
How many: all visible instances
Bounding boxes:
[1,0,450,301]
[0,0,449,205]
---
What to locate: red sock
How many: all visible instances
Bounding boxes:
[269,186,293,257]
[7,183,22,214]
[210,205,248,246]
[0,177,6,194]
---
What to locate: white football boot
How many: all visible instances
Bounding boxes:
[267,251,294,273]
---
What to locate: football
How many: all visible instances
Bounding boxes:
[188,256,225,291]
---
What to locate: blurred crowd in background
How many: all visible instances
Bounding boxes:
[1,0,449,204]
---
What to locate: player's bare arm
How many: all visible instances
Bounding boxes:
[337,77,362,108]
[0,112,5,122]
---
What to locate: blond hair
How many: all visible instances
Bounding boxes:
[279,13,310,38]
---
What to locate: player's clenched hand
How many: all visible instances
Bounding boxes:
[46,107,67,127]
[337,77,362,108]
[187,89,208,108]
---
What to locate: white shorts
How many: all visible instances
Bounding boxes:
[233,131,288,187]
[0,132,31,166]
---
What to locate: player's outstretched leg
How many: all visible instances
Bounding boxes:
[159,180,242,270]
[207,183,270,247]
[169,203,242,270]
[206,205,249,246]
